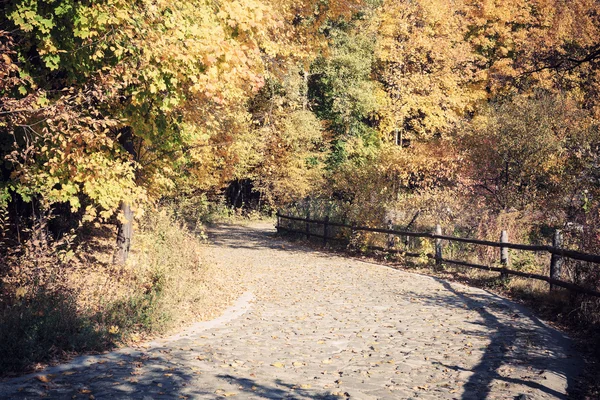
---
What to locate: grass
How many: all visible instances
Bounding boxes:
[0,288,112,373]
[0,207,246,375]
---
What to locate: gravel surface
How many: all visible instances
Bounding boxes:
[0,222,583,399]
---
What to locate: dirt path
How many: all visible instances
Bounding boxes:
[0,222,583,399]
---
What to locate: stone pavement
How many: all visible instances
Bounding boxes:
[0,223,582,399]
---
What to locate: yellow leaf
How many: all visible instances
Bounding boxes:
[271,362,284,368]
[15,287,27,299]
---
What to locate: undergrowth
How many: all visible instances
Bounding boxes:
[0,207,241,375]
[163,193,275,228]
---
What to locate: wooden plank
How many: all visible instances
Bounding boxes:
[277,214,350,228]
[550,230,563,290]
[276,214,600,264]
[277,226,346,243]
[437,257,600,297]
[277,218,600,297]
[500,230,509,280]
[435,224,443,269]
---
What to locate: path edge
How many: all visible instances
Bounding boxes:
[0,291,255,386]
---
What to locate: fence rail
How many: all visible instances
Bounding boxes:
[276,213,600,297]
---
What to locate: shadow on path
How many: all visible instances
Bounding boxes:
[216,374,342,399]
[0,223,583,399]
[0,346,208,399]
[206,223,321,254]
[422,278,580,400]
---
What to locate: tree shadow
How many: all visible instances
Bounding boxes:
[0,346,207,399]
[0,354,350,399]
[206,223,331,255]
[215,374,343,399]
[419,278,581,399]
[264,223,585,399]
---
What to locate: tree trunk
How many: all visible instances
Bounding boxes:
[113,201,133,264]
[114,126,137,265]
[302,70,309,110]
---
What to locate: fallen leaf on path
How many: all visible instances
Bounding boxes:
[331,391,348,397]
[215,389,237,397]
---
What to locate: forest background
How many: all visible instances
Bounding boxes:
[1,0,599,376]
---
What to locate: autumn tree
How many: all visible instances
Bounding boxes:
[1,0,284,261]
[375,0,485,142]
[462,93,596,211]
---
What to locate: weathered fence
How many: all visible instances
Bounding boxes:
[276,213,600,297]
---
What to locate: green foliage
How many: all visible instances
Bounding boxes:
[0,289,111,373]
[100,284,169,336]
[309,21,385,168]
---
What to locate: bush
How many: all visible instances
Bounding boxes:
[0,205,244,374]
[0,289,109,372]
[0,216,110,373]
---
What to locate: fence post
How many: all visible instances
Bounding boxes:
[550,230,563,291]
[435,224,443,269]
[387,219,394,249]
[350,221,357,249]
[306,210,310,240]
[500,230,509,280]
[323,215,329,246]
[276,213,280,233]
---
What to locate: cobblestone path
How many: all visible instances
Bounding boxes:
[0,223,582,399]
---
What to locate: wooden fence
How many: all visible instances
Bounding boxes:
[276,213,600,297]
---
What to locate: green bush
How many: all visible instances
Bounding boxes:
[0,288,110,373]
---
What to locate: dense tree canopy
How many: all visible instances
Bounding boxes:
[1,0,599,255]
